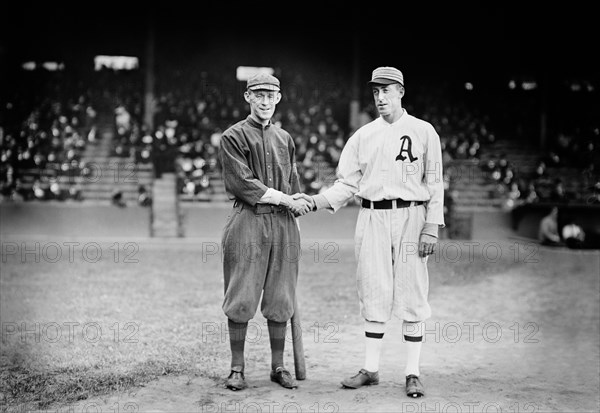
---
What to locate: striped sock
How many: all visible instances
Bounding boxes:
[403,321,424,377]
[364,320,386,372]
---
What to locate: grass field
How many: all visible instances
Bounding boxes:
[1,207,599,412]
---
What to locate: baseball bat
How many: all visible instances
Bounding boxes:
[291,296,306,380]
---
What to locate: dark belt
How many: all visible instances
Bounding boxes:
[361,198,425,209]
[234,200,288,214]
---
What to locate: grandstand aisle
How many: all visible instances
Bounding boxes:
[79,112,154,205]
[151,172,180,237]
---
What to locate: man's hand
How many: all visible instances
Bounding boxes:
[281,194,312,216]
[289,198,312,216]
[418,233,437,257]
[292,193,315,211]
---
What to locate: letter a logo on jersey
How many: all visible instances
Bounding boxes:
[396,135,418,162]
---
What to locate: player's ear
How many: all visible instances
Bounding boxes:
[274,92,282,104]
[398,84,405,97]
[244,90,252,103]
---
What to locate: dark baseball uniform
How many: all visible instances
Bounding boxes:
[219,115,301,324]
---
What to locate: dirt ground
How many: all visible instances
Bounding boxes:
[50,242,599,413]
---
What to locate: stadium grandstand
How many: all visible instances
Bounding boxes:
[1,4,598,242]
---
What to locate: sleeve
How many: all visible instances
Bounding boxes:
[219,131,268,205]
[319,132,362,212]
[289,134,302,195]
[258,188,282,205]
[423,126,446,227]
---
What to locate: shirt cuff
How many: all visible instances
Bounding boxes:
[312,194,331,210]
[258,188,283,205]
[421,222,439,238]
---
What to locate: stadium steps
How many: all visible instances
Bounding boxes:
[78,157,155,202]
[478,140,541,176]
[447,159,502,212]
[79,114,156,202]
[447,140,544,212]
[151,173,181,237]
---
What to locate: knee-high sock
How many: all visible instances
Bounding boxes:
[228,319,248,370]
[364,320,386,372]
[268,319,287,371]
[403,321,424,377]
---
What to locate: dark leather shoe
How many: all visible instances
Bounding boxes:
[341,368,379,388]
[226,368,247,391]
[270,367,298,389]
[406,374,425,397]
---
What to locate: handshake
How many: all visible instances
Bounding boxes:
[287,193,316,217]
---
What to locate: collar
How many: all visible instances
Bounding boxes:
[380,108,407,126]
[246,115,271,129]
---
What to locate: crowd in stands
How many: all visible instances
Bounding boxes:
[482,130,600,210]
[3,62,598,226]
[0,70,99,202]
[486,79,600,209]
[110,61,352,200]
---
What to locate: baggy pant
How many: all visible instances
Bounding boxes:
[354,204,431,322]
[222,201,301,323]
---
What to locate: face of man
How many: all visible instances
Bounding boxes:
[245,90,281,123]
[372,83,404,119]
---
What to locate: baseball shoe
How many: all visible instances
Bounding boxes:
[225,367,247,391]
[406,374,425,398]
[341,368,379,389]
[270,367,298,389]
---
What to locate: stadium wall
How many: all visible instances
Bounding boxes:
[0,203,152,238]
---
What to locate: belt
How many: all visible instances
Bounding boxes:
[234,200,288,214]
[361,199,425,209]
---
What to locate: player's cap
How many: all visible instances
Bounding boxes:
[247,73,281,91]
[368,66,404,86]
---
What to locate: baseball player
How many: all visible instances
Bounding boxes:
[218,73,312,391]
[296,66,445,397]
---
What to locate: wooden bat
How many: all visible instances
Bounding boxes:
[291,296,306,380]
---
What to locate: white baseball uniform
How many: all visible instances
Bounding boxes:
[314,109,445,322]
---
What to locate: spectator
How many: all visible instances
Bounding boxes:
[523,181,539,204]
[538,207,563,246]
[534,160,546,179]
[503,182,521,210]
[68,184,83,201]
[562,220,585,249]
[588,181,600,204]
[546,151,561,167]
[115,105,132,134]
[550,179,569,203]
[111,190,126,207]
[138,185,152,207]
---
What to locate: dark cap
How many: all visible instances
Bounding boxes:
[367,66,404,86]
[247,73,280,91]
